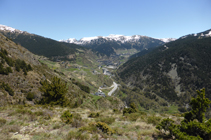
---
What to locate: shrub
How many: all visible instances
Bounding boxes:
[61,110,73,124]
[125,113,141,122]
[6,67,12,73]
[113,108,118,112]
[96,122,115,135]
[15,59,33,73]
[0,82,14,96]
[26,92,35,101]
[0,63,12,75]
[123,102,138,115]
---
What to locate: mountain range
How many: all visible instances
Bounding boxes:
[61,34,176,56]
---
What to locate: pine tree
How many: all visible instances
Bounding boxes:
[156,88,211,139]
[183,88,211,123]
[39,77,68,106]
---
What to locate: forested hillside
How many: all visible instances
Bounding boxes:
[117,29,211,110]
[0,30,86,59]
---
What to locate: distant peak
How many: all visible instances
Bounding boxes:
[0,24,23,33]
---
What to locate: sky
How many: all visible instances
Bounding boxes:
[0,0,211,41]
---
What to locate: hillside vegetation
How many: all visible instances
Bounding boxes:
[0,31,86,60]
[0,33,124,109]
[117,29,211,112]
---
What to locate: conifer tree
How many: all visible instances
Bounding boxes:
[39,77,68,106]
[156,88,211,139]
[183,88,211,123]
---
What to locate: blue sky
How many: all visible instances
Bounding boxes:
[0,0,211,40]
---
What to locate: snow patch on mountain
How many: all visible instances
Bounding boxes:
[0,24,23,33]
[205,31,211,37]
[159,38,177,43]
[81,36,99,41]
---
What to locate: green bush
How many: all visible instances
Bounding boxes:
[61,110,73,124]
[15,59,33,73]
[26,92,35,101]
[125,113,141,122]
[6,67,12,73]
[0,49,14,67]
[0,82,14,96]
[96,122,115,135]
[123,102,138,115]
[0,63,12,75]
[113,108,119,113]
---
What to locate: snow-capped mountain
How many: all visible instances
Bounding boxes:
[179,29,211,39]
[60,34,173,45]
[0,24,24,33]
[60,35,167,56]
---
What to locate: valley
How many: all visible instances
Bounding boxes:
[1,24,211,139]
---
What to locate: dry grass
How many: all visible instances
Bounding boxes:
[0,105,179,140]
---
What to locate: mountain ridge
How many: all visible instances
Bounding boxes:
[60,34,176,44]
[61,34,167,56]
[0,24,88,60]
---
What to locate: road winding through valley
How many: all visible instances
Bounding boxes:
[107,82,118,96]
[98,82,118,96]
